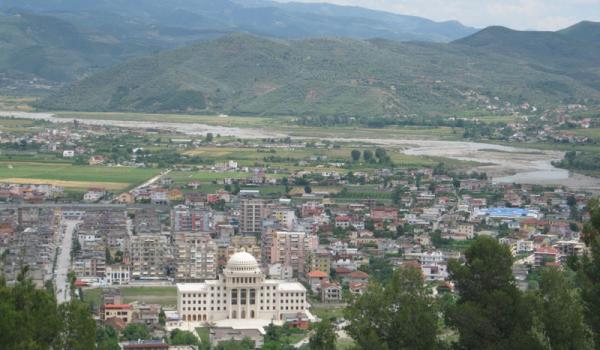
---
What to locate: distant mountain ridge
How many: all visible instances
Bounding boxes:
[39,28,600,117]
[0,0,476,43]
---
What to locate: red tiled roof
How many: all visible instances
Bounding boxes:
[104,304,132,310]
[348,271,369,279]
[307,271,328,278]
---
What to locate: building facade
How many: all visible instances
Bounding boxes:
[177,251,308,323]
[239,198,265,233]
[174,232,218,281]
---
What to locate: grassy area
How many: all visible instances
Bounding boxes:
[82,287,178,308]
[196,327,210,344]
[312,305,346,321]
[0,161,159,190]
[337,338,356,350]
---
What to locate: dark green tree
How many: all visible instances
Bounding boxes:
[121,323,151,341]
[577,198,600,347]
[309,319,337,350]
[351,149,361,162]
[0,269,62,350]
[96,325,120,350]
[363,150,373,163]
[169,329,198,346]
[55,299,96,350]
[345,266,438,350]
[447,236,541,349]
[214,337,254,350]
[532,268,593,349]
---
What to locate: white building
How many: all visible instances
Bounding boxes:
[177,250,309,324]
[105,264,130,285]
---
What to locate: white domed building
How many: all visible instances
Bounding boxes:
[177,250,310,327]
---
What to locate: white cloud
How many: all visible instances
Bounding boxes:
[274,0,600,30]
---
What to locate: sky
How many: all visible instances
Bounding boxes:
[274,0,600,30]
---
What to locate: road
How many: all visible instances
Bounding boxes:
[55,220,79,304]
[128,169,171,193]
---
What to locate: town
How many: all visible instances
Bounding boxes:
[1,113,596,349]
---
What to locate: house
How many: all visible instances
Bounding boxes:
[342,270,369,285]
[320,281,342,303]
[62,150,75,158]
[306,270,329,293]
[116,192,134,204]
[88,155,105,165]
[121,340,169,350]
[83,189,106,202]
[534,247,560,267]
[348,282,367,295]
[102,304,133,324]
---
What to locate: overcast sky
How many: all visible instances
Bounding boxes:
[274,0,600,30]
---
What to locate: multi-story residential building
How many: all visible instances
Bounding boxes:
[271,207,296,229]
[217,236,261,265]
[171,205,210,232]
[263,230,318,276]
[174,233,217,282]
[305,250,332,275]
[130,234,168,279]
[239,198,266,233]
[177,251,308,323]
[534,247,560,267]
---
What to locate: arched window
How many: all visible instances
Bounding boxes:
[250,310,255,319]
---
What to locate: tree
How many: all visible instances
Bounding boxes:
[205,133,214,142]
[532,268,593,349]
[345,266,438,350]
[304,185,312,194]
[121,323,151,341]
[96,325,120,350]
[0,269,63,350]
[214,337,254,350]
[447,236,541,349]
[56,300,96,350]
[0,267,95,350]
[309,319,337,350]
[169,329,198,346]
[351,149,361,162]
[577,198,600,346]
[363,150,373,163]
[158,309,166,327]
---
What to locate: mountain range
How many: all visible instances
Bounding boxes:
[40,22,600,117]
[1,0,600,117]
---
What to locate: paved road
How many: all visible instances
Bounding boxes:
[55,220,79,304]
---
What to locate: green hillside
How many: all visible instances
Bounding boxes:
[0,12,150,92]
[39,32,600,117]
[454,22,600,90]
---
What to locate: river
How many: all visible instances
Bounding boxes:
[3,111,600,191]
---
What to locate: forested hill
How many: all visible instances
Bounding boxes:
[39,28,600,117]
[0,12,151,86]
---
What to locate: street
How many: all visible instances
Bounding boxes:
[55,220,79,304]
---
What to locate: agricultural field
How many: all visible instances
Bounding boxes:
[83,286,178,308]
[0,161,159,190]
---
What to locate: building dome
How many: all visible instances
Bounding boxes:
[226,250,259,272]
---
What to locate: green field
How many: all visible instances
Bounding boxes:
[83,286,178,308]
[0,161,159,190]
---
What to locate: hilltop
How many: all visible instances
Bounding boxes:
[39,31,600,117]
[0,0,476,43]
[0,11,153,92]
